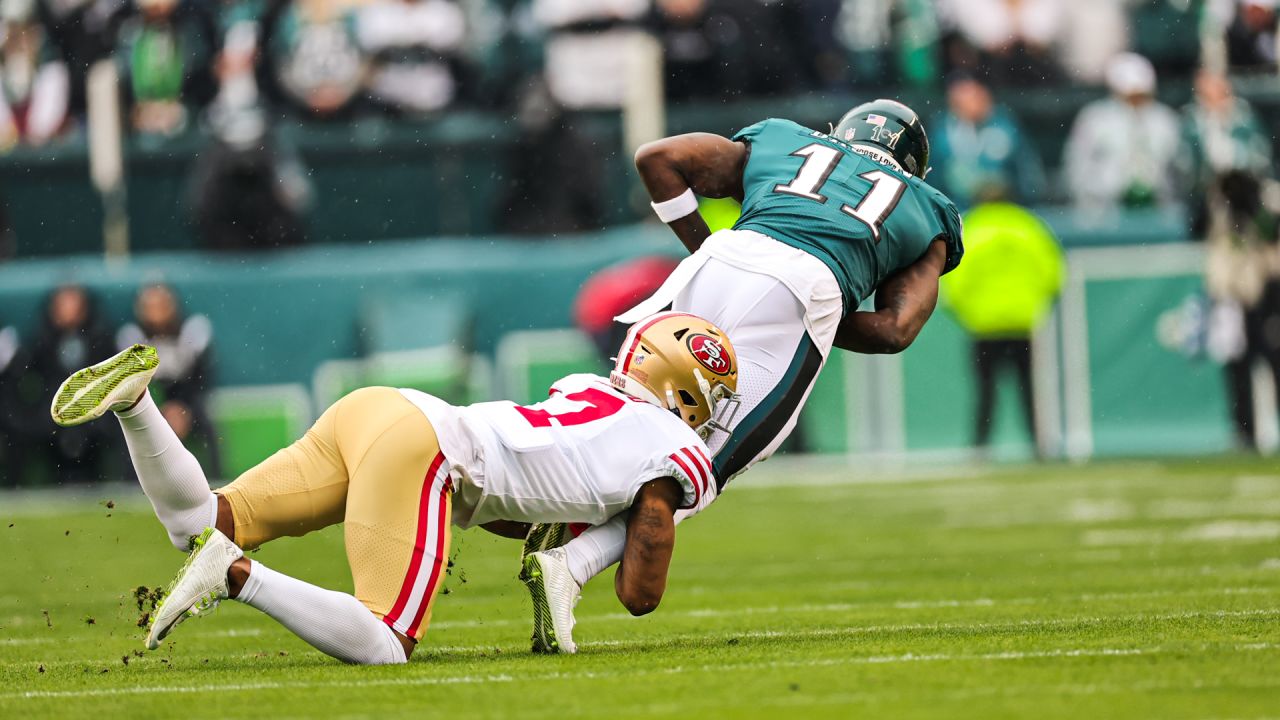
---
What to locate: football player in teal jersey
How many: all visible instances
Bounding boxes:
[521,100,965,653]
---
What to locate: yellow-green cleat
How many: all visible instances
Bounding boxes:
[147,527,242,651]
[520,548,580,654]
[50,344,159,427]
[521,522,570,561]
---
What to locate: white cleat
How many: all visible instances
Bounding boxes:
[50,344,159,427]
[146,527,243,651]
[520,548,581,654]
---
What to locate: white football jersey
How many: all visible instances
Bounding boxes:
[399,374,716,529]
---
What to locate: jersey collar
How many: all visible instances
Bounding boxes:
[848,143,909,175]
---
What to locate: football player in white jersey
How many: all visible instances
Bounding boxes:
[48,312,738,663]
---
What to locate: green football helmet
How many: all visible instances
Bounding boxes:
[832,99,930,177]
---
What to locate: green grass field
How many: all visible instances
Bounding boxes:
[2,456,1279,718]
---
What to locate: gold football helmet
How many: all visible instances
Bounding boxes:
[610,311,741,439]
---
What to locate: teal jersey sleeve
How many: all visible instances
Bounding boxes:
[730,118,964,313]
[918,182,965,275]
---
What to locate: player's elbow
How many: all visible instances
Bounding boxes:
[615,570,665,616]
[634,140,673,173]
[859,329,912,355]
[618,586,663,616]
[881,331,913,354]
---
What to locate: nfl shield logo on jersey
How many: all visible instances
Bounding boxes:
[687,334,731,376]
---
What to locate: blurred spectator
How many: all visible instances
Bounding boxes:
[532,0,648,110]
[1128,0,1203,80]
[936,0,1064,85]
[117,283,221,476]
[187,130,310,250]
[28,284,117,484]
[1185,73,1279,449]
[1183,70,1272,232]
[1063,53,1184,210]
[1057,0,1128,83]
[356,0,466,116]
[820,0,943,89]
[115,0,218,137]
[499,78,608,234]
[574,255,679,362]
[1199,170,1280,449]
[259,0,367,119]
[186,6,309,251]
[1227,0,1279,72]
[929,73,1044,209]
[0,0,70,150]
[40,0,128,119]
[940,202,1065,456]
[651,0,805,101]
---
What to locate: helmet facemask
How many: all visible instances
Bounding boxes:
[692,368,740,440]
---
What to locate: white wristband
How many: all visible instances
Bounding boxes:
[651,188,699,223]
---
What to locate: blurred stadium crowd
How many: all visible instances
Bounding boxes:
[0,1,1275,220]
[3,0,1280,485]
[0,0,1271,244]
[0,282,217,486]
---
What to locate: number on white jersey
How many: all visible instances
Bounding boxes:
[515,387,625,427]
[772,143,906,242]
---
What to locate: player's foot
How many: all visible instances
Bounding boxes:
[50,344,159,427]
[520,548,580,654]
[521,522,570,560]
[146,527,242,651]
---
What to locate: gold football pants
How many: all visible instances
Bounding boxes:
[218,387,452,640]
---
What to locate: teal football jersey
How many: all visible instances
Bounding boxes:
[732,118,964,314]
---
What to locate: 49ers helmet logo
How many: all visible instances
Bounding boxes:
[686,333,731,376]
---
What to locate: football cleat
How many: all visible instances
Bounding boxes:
[521,522,570,561]
[520,548,581,654]
[50,344,159,427]
[146,527,243,651]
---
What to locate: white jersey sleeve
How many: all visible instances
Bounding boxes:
[542,374,714,509]
[444,374,716,527]
[650,441,714,510]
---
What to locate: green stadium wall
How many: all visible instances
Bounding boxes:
[0,228,1241,460]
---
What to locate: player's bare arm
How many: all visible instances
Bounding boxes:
[614,476,683,616]
[834,238,948,354]
[634,133,748,253]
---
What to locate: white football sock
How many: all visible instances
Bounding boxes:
[563,514,627,587]
[116,391,218,551]
[562,506,699,587]
[237,560,407,665]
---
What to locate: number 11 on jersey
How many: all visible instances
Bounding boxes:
[772,142,906,242]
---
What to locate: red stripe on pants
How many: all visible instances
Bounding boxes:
[382,453,445,632]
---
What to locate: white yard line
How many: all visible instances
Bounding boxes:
[4,608,1277,671]
[4,587,1275,644]
[6,641,1277,701]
